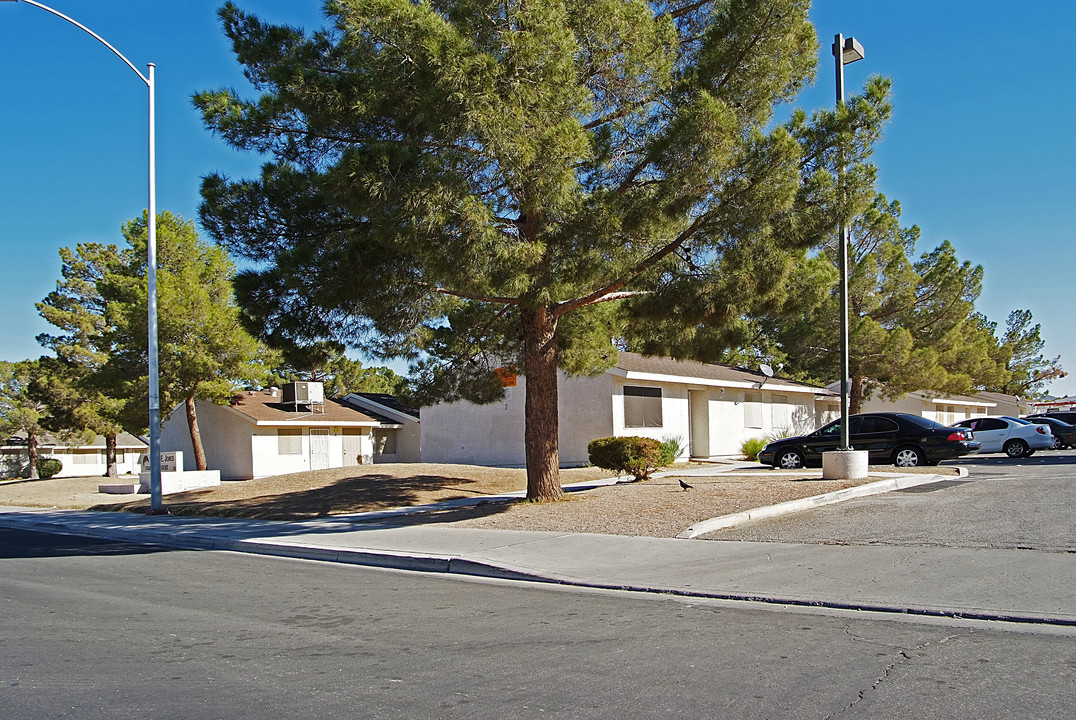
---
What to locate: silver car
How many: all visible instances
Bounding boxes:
[950,416,1053,458]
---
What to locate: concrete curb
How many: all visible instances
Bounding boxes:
[677,467,970,539]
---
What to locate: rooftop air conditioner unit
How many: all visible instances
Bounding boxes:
[282,381,324,405]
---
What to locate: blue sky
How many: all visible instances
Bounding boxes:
[1,1,1074,397]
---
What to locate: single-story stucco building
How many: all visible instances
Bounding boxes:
[420,352,837,467]
[1,431,147,479]
[854,388,1028,423]
[340,392,421,463]
[159,384,405,480]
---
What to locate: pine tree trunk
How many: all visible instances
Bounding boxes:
[26,429,39,480]
[521,307,563,501]
[850,374,864,415]
[185,395,208,471]
[104,433,118,477]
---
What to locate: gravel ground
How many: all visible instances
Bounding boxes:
[0,463,958,538]
[371,471,930,538]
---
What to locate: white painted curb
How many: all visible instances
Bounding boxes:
[677,467,969,539]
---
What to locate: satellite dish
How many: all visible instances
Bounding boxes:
[757,363,774,389]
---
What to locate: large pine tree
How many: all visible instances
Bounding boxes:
[196,0,887,499]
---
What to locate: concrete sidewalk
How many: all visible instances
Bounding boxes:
[2,494,1074,627]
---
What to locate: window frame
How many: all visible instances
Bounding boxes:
[623,385,663,428]
[277,428,304,455]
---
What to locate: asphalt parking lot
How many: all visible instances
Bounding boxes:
[704,448,1076,551]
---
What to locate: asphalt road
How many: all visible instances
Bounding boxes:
[2,527,1075,719]
[704,449,1076,551]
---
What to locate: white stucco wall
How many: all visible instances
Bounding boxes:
[160,402,257,480]
[251,426,375,478]
[421,384,528,466]
[421,371,615,467]
[688,387,825,457]
[420,370,835,466]
[610,377,690,458]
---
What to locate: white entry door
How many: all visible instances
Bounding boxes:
[309,428,331,470]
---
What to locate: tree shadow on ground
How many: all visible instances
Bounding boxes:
[0,526,171,559]
[89,473,516,522]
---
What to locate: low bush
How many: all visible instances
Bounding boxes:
[36,458,63,479]
[588,436,664,481]
[741,437,767,461]
[658,434,686,466]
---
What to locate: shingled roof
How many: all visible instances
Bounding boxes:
[226,390,380,426]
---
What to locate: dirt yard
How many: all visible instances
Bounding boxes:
[0,462,958,538]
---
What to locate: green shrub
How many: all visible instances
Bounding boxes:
[588,436,664,481]
[741,437,767,461]
[36,458,63,479]
[658,434,686,467]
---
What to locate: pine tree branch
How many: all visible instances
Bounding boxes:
[554,215,706,317]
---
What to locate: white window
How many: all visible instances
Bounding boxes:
[624,386,663,428]
[277,428,303,455]
[744,392,763,428]
[72,450,100,465]
[770,394,791,428]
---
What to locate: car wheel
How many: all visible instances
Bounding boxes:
[892,446,924,467]
[775,449,805,470]
[1051,436,1062,450]
[1004,439,1029,459]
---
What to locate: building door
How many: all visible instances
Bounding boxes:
[342,428,364,466]
[689,390,710,459]
[309,428,331,470]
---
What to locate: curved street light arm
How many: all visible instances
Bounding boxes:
[4,0,149,86]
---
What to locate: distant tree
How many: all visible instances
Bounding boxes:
[752,195,1003,412]
[982,309,1066,399]
[0,360,49,479]
[196,0,889,499]
[36,243,130,476]
[104,212,272,471]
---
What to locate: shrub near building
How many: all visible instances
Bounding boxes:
[588,437,665,482]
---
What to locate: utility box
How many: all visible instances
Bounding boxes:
[282,381,325,412]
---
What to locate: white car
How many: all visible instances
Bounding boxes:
[951,416,1053,458]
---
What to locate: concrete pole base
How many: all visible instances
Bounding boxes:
[822,449,869,480]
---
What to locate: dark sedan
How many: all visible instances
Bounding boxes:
[1022,415,1076,449]
[758,412,980,469]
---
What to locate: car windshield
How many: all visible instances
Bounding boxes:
[1003,416,1030,424]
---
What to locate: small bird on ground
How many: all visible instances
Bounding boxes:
[678,478,693,491]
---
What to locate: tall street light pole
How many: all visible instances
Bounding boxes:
[833,33,864,453]
[2,0,164,513]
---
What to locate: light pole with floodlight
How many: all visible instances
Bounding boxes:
[833,33,864,453]
[1,0,164,512]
